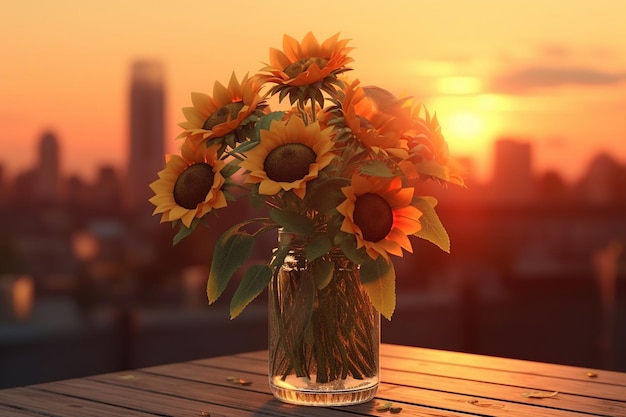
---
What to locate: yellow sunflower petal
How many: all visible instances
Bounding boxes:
[270,48,292,70]
[376,239,404,257]
[181,107,205,128]
[190,92,213,113]
[301,31,321,57]
[227,71,243,97]
[385,187,414,208]
[212,80,231,105]
[259,180,282,195]
[388,229,414,252]
[282,34,302,61]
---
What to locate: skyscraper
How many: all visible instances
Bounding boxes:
[36,131,60,202]
[491,138,533,204]
[127,61,165,211]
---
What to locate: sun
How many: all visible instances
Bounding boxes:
[444,110,485,143]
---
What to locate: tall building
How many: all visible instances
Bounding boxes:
[578,152,623,205]
[490,138,533,204]
[36,131,61,201]
[127,61,165,211]
[0,163,6,206]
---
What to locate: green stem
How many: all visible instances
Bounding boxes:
[270,250,378,384]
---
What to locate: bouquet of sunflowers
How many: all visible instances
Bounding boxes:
[149,32,464,322]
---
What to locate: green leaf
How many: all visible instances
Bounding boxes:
[305,178,349,214]
[230,264,272,319]
[312,258,334,289]
[416,160,451,182]
[220,160,241,178]
[269,209,314,236]
[278,88,290,103]
[247,190,266,210]
[207,223,257,304]
[412,196,450,253]
[270,244,290,269]
[205,137,223,148]
[360,257,396,320]
[304,234,332,261]
[338,233,372,265]
[224,133,236,148]
[313,89,325,109]
[172,218,199,246]
[253,111,285,140]
[359,160,394,177]
[232,139,259,154]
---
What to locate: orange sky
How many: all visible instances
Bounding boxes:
[1,0,626,183]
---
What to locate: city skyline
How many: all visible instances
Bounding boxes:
[3,124,626,213]
[1,72,625,185]
[2,1,626,184]
[1,125,622,189]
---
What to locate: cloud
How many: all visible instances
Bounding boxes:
[487,42,626,94]
[537,43,573,59]
[490,66,626,94]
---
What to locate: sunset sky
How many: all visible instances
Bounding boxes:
[1,0,625,183]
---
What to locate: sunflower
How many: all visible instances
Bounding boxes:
[149,141,227,227]
[177,72,266,147]
[341,79,408,152]
[240,116,335,199]
[337,174,422,260]
[258,32,353,107]
[399,103,465,186]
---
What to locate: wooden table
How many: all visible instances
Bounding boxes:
[1,344,624,416]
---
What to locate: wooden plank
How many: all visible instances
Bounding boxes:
[2,344,624,417]
[380,355,626,402]
[376,383,590,417]
[0,386,154,417]
[0,403,51,417]
[35,378,268,417]
[154,358,608,416]
[191,354,267,373]
[40,377,477,417]
[141,362,271,392]
[90,369,351,417]
[229,350,267,362]
[91,367,481,417]
[153,362,594,417]
[186,352,625,416]
[381,344,626,386]
[196,352,621,406]
[212,345,626,390]
[381,367,626,417]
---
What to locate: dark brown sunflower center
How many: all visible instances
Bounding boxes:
[202,101,244,130]
[173,163,215,209]
[283,57,329,78]
[263,143,317,183]
[353,193,393,242]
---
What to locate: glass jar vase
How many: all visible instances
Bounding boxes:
[268,232,380,406]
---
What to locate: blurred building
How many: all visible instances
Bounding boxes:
[0,163,6,207]
[490,138,533,204]
[35,131,61,202]
[577,153,626,206]
[127,61,165,211]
